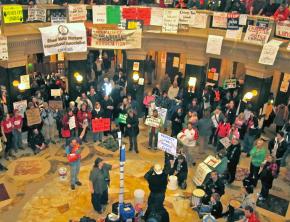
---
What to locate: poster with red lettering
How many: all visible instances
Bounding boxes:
[92,118,110,132]
[137,7,151,26]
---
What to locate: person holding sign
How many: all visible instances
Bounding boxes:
[91,102,105,143]
[66,122,88,190]
[127,109,140,153]
[62,109,77,146]
[1,113,15,160]
[148,109,162,150]
[77,103,92,143]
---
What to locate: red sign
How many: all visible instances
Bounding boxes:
[122,7,137,20]
[137,7,151,26]
[92,118,110,132]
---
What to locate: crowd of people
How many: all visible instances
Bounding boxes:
[0,49,289,222]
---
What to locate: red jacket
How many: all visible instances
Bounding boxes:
[274,8,290,21]
[216,122,231,138]
[247,213,260,222]
[76,110,91,128]
[1,118,13,134]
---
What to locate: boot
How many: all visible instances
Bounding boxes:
[4,153,10,161]
[9,150,16,159]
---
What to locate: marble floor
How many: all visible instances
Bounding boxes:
[0,123,289,222]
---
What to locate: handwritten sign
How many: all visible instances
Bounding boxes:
[157,132,177,156]
[239,14,247,26]
[190,12,208,29]
[156,107,167,125]
[0,36,8,61]
[206,35,223,55]
[92,118,110,132]
[223,79,237,89]
[219,137,231,149]
[243,25,271,45]
[193,162,212,186]
[118,113,127,124]
[203,155,222,168]
[26,108,41,126]
[225,28,243,40]
[27,7,46,22]
[133,62,140,71]
[20,75,30,90]
[3,5,23,24]
[51,89,61,97]
[51,11,67,25]
[93,5,107,24]
[162,9,179,33]
[258,43,279,66]
[49,100,63,110]
[145,117,162,128]
[69,116,76,130]
[280,81,289,93]
[13,100,27,117]
[68,4,87,22]
[275,21,290,39]
[212,12,228,28]
[227,13,239,30]
[150,7,163,26]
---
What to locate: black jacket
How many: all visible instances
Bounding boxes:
[211,201,223,219]
[268,138,287,160]
[259,162,277,188]
[91,109,104,119]
[227,143,241,166]
[205,178,225,197]
[144,168,168,193]
[171,112,184,135]
[126,114,139,137]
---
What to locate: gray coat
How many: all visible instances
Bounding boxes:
[197,117,213,137]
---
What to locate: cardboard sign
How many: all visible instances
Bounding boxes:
[0,36,8,61]
[150,7,163,26]
[223,79,237,89]
[133,62,140,71]
[145,117,162,128]
[51,89,61,97]
[193,162,212,186]
[68,4,87,22]
[13,100,27,117]
[212,12,228,28]
[49,100,63,110]
[280,81,289,93]
[190,12,208,29]
[93,5,107,24]
[227,13,239,30]
[157,132,177,156]
[26,108,42,126]
[69,116,76,130]
[244,25,271,45]
[206,35,223,55]
[118,113,127,124]
[162,9,179,33]
[92,118,110,132]
[3,5,23,24]
[275,21,290,39]
[20,75,30,90]
[39,23,87,56]
[91,29,141,49]
[258,43,279,66]
[27,7,46,22]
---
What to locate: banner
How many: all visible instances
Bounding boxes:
[190,12,208,29]
[212,12,227,28]
[243,25,271,45]
[91,29,141,49]
[136,7,151,26]
[206,35,223,55]
[93,5,107,24]
[68,5,87,22]
[107,6,121,24]
[162,9,179,33]
[145,117,162,128]
[49,100,63,110]
[92,118,110,132]
[26,108,42,126]
[150,7,163,26]
[258,43,279,66]
[193,162,212,186]
[157,132,177,156]
[227,13,239,30]
[50,10,67,25]
[13,100,27,117]
[39,23,87,56]
[3,5,23,24]
[118,113,127,124]
[0,36,8,61]
[27,7,46,22]
[275,21,290,39]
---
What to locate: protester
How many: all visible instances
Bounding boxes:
[198,193,223,219]
[143,90,155,118]
[273,104,289,132]
[203,171,225,203]
[243,205,260,222]
[148,109,162,150]
[91,101,104,143]
[12,109,24,152]
[1,113,15,160]
[169,154,188,189]
[209,107,224,146]
[273,3,290,21]
[30,128,47,155]
[41,102,57,144]
[226,136,241,184]
[77,103,91,142]
[126,109,139,153]
[197,111,213,153]
[171,107,184,137]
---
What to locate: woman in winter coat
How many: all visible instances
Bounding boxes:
[273,104,289,132]
[171,107,184,137]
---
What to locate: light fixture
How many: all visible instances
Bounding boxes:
[74,72,80,78]
[18,83,26,91]
[251,90,258,96]
[76,74,83,82]
[243,90,258,102]
[132,71,140,82]
[12,80,20,87]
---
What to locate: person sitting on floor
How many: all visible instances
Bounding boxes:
[197,193,223,219]
[169,154,188,189]
[202,171,225,204]
[31,128,47,154]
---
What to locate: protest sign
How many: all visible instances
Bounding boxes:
[68,4,87,22]
[280,81,289,93]
[239,14,247,26]
[162,9,179,33]
[13,100,27,117]
[256,18,269,28]
[225,27,243,40]
[193,162,212,186]
[275,21,290,39]
[258,43,279,66]
[69,116,76,130]
[49,100,63,110]
[51,89,61,97]
[178,9,191,31]
[3,5,23,24]
[118,113,127,124]
[107,6,121,24]
[243,25,271,45]
[223,79,237,89]
[26,108,41,126]
[203,155,222,168]
[133,62,140,71]
[20,75,30,90]
[126,20,143,30]
[51,10,67,25]
[122,6,137,20]
[157,132,177,156]
[212,12,228,28]
[219,137,231,149]
[136,7,151,26]
[150,7,163,26]
[39,23,87,56]
[156,107,167,125]
[91,29,141,49]
[92,118,110,132]
[227,13,239,30]
[206,35,223,55]
[0,36,8,61]
[190,12,208,29]
[93,5,107,24]
[27,7,46,22]
[145,117,162,128]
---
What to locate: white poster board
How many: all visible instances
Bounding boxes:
[162,9,180,33]
[239,14,247,26]
[203,155,222,168]
[275,21,290,39]
[92,5,107,24]
[193,162,212,186]
[156,107,167,125]
[68,4,87,22]
[190,12,208,29]
[20,75,30,90]
[225,28,243,40]
[0,36,8,61]
[145,117,162,128]
[150,7,164,26]
[258,43,279,66]
[212,12,228,28]
[13,100,27,117]
[69,116,76,130]
[27,7,46,22]
[206,35,223,55]
[157,132,177,156]
[243,25,271,45]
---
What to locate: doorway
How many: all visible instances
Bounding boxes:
[166,52,180,82]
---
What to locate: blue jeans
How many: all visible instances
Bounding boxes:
[70,159,81,185]
[12,130,23,150]
[93,132,103,142]
[198,204,212,217]
[243,133,255,154]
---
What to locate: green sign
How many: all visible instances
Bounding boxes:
[106,6,120,25]
[118,113,127,124]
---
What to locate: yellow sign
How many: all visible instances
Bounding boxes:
[127,21,138,30]
[3,5,24,24]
